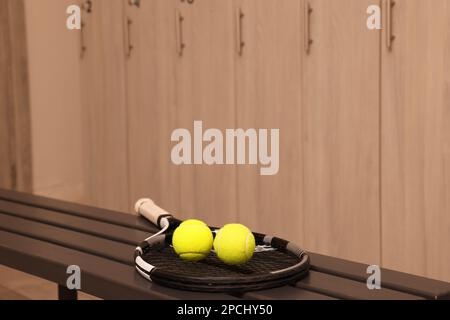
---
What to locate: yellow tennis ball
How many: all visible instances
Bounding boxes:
[213,224,255,265]
[172,219,213,262]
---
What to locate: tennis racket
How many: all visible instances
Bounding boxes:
[134,198,310,293]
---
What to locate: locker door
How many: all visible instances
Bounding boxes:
[381,0,450,281]
[174,0,237,224]
[80,0,129,211]
[125,0,180,214]
[0,0,14,190]
[0,0,32,192]
[302,0,381,264]
[234,0,304,244]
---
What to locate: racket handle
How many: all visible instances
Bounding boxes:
[135,198,172,228]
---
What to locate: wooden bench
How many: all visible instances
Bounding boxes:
[0,188,449,300]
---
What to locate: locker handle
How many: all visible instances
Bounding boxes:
[175,10,185,56]
[236,8,245,56]
[80,0,91,59]
[82,0,92,13]
[80,21,87,59]
[125,18,134,58]
[386,0,396,50]
[304,2,313,54]
[128,0,140,8]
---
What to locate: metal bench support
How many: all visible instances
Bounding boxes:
[58,285,78,300]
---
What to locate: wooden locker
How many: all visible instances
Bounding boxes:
[0,0,32,192]
[125,0,180,214]
[234,0,303,243]
[80,0,130,212]
[0,84,13,190]
[174,0,237,224]
[0,0,15,190]
[24,0,83,201]
[0,102,13,189]
[381,0,450,281]
[302,0,381,264]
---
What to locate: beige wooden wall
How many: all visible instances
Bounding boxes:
[24,0,85,203]
[0,0,17,190]
[0,0,32,192]
[13,0,450,283]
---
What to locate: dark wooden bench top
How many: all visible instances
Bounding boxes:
[0,188,449,300]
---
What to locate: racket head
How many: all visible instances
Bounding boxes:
[135,232,310,293]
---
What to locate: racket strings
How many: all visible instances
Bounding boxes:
[141,246,300,278]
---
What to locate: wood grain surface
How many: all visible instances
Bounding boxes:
[125,0,180,215]
[381,0,450,282]
[174,0,238,225]
[2,190,446,300]
[0,0,32,192]
[302,0,381,264]
[234,0,304,244]
[80,0,130,212]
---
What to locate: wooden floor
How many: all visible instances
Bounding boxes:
[0,266,99,300]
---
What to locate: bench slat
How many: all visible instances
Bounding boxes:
[0,188,156,232]
[0,213,132,265]
[297,271,423,300]
[0,199,148,246]
[309,253,450,300]
[237,286,337,300]
[0,230,237,300]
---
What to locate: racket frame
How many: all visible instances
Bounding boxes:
[134,198,310,293]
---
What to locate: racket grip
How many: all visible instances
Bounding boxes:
[135,198,172,228]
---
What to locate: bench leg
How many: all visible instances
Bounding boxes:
[58,284,78,300]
